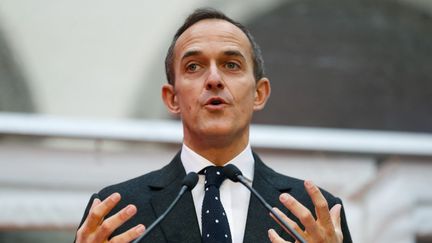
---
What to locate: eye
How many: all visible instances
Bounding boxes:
[225,62,240,70]
[186,63,200,72]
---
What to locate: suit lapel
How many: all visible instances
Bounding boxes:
[243,153,294,242]
[148,151,298,242]
[149,152,202,243]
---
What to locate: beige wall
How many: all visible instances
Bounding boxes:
[0,0,283,119]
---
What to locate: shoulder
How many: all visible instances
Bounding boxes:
[253,152,352,242]
[96,151,183,200]
[253,152,342,207]
[76,166,168,231]
[97,169,161,200]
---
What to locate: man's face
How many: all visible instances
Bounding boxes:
[162,19,270,146]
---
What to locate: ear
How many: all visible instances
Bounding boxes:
[161,84,180,114]
[253,77,271,111]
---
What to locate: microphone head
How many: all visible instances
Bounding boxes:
[223,164,243,182]
[182,172,199,190]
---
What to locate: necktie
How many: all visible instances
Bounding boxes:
[201,166,232,243]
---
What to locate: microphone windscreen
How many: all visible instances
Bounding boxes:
[182,172,199,190]
[223,164,242,182]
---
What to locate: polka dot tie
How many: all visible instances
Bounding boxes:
[201,166,232,243]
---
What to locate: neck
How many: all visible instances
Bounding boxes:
[183,131,249,166]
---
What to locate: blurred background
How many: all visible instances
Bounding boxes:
[0,0,432,242]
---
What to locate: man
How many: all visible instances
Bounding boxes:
[76,8,352,243]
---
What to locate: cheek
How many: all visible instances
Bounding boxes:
[176,85,200,112]
[237,90,256,113]
[179,95,197,114]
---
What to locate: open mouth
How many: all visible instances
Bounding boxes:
[210,99,222,105]
[205,97,227,107]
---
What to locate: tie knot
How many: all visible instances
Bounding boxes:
[202,166,226,189]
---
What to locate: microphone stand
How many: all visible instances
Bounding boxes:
[132,172,198,243]
[223,164,306,243]
[236,174,306,243]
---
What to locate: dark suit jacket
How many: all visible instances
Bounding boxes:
[78,151,352,243]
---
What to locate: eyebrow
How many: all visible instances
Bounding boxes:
[223,50,246,60]
[181,50,202,61]
[180,49,246,62]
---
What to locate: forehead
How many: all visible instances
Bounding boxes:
[174,19,253,60]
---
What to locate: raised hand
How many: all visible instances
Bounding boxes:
[76,193,145,243]
[268,180,343,243]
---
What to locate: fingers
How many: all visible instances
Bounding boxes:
[279,193,320,239]
[93,204,139,241]
[270,207,306,240]
[330,204,343,238]
[304,180,332,226]
[76,192,146,243]
[268,229,291,243]
[91,198,101,210]
[110,224,146,243]
[276,180,343,243]
[84,193,122,232]
[304,180,341,241]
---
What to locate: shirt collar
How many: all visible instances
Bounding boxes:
[181,143,254,182]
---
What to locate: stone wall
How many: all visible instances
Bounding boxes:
[0,133,431,242]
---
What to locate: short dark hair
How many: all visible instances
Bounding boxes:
[164,8,265,85]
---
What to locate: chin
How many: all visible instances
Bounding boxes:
[200,121,244,138]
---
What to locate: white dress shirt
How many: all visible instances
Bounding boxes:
[181,143,254,243]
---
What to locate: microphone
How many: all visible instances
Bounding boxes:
[223,164,306,243]
[132,172,199,243]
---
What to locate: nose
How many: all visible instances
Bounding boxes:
[205,64,224,90]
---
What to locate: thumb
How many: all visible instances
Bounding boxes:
[330,204,342,232]
[90,198,101,210]
[268,229,291,243]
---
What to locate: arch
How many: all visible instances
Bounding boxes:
[248,0,432,133]
[0,26,35,113]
